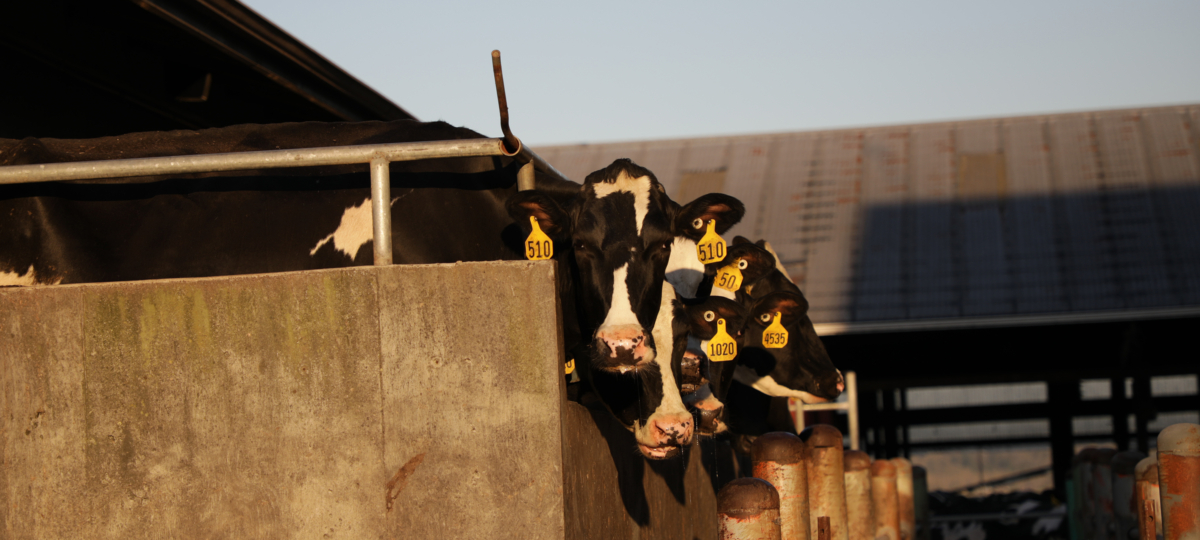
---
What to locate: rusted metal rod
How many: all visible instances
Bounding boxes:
[871,459,900,540]
[1135,457,1162,540]
[1157,423,1200,540]
[801,425,848,540]
[491,50,522,156]
[719,478,783,540]
[843,450,874,540]
[892,458,915,540]
[753,432,810,540]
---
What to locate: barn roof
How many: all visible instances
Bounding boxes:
[535,105,1200,334]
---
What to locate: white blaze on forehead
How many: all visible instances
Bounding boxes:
[732,365,827,404]
[591,171,652,235]
[598,263,640,330]
[665,236,705,299]
[635,281,690,435]
[0,265,61,286]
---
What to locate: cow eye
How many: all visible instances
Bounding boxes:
[704,311,716,322]
[760,313,772,323]
[737,259,748,270]
[661,241,671,251]
[692,218,704,229]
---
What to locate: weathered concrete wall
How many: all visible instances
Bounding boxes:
[1,262,566,539]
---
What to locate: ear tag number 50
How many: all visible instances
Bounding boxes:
[525,216,553,261]
[696,220,726,264]
[763,312,788,348]
[714,258,745,292]
[707,319,738,362]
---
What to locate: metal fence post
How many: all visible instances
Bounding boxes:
[1112,451,1148,540]
[719,477,783,540]
[912,466,930,540]
[1135,457,1161,540]
[752,432,810,540]
[843,450,874,540]
[892,458,915,540]
[1089,448,1118,540]
[801,425,849,540]
[369,157,392,265]
[1156,423,1200,540]
[871,458,900,540]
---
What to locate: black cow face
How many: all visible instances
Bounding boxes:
[507,159,742,375]
[736,291,843,402]
[678,296,747,436]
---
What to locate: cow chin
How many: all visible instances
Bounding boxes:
[633,412,694,460]
[637,443,681,460]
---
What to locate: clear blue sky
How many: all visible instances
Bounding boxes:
[241,0,1199,146]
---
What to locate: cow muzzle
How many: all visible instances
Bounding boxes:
[594,324,652,372]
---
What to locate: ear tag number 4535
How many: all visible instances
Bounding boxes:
[763,312,788,348]
[525,216,552,261]
[696,220,726,264]
[707,319,738,362]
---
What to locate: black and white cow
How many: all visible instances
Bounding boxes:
[507,158,744,459]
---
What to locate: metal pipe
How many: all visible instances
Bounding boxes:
[843,450,874,540]
[0,138,509,185]
[892,458,915,540]
[912,466,930,540]
[517,161,536,191]
[801,425,849,540]
[847,371,859,451]
[871,459,900,540]
[1112,451,1148,540]
[718,477,783,540]
[1157,423,1200,540]
[1135,457,1162,540]
[370,158,393,265]
[490,50,522,156]
[752,432,810,540]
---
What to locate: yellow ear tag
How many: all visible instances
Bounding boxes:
[695,220,726,264]
[714,259,744,292]
[763,312,788,348]
[564,358,575,375]
[707,319,738,362]
[524,216,553,261]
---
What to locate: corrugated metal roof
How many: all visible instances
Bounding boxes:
[535,105,1200,332]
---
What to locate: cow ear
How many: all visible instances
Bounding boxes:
[754,292,809,320]
[507,190,571,239]
[673,193,745,241]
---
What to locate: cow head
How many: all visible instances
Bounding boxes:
[507,159,742,374]
[735,291,843,403]
[678,296,747,436]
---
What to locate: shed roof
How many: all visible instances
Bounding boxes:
[535,105,1200,334]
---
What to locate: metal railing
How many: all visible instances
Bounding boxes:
[0,50,561,266]
[790,370,861,450]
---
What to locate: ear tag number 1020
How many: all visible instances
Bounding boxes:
[763,312,788,348]
[707,319,738,362]
[525,216,552,261]
[696,220,726,264]
[714,258,745,292]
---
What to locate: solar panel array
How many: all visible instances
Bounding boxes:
[535,105,1200,327]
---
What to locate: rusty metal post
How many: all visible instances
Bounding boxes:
[843,450,874,540]
[753,432,810,540]
[1113,451,1148,540]
[801,425,849,540]
[1075,449,1099,540]
[1157,423,1200,540]
[1135,457,1162,540]
[871,459,900,540]
[719,477,783,540]
[912,466,930,540]
[892,458,915,540]
[1090,448,1119,540]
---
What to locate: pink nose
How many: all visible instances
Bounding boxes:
[596,325,649,365]
[648,414,694,447]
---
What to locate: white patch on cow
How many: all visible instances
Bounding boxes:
[0,265,61,286]
[709,285,736,300]
[598,263,641,331]
[665,236,705,298]
[732,365,827,404]
[635,281,690,437]
[309,197,372,259]
[592,172,652,235]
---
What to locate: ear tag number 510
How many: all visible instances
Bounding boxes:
[696,220,726,264]
[763,312,788,348]
[714,258,745,292]
[707,319,737,362]
[525,216,553,261]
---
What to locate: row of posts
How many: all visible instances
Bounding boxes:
[717,425,930,540]
[1071,423,1200,540]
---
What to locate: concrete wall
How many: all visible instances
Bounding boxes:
[1,262,723,539]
